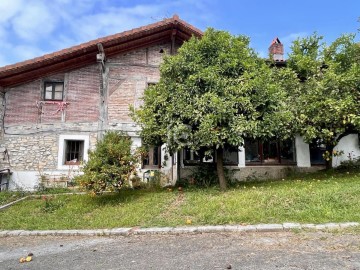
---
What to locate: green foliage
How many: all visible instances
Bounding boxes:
[132,28,295,188]
[177,164,236,188]
[41,195,67,213]
[337,157,360,172]
[1,171,360,229]
[287,33,360,166]
[75,131,137,195]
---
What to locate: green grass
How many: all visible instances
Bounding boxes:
[0,170,360,230]
[0,191,27,205]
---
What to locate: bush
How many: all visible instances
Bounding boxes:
[179,164,236,188]
[75,131,137,194]
[336,157,360,172]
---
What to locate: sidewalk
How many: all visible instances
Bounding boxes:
[0,222,358,237]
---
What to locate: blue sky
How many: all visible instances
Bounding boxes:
[0,0,359,67]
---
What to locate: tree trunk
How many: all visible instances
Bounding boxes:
[325,144,334,170]
[216,147,227,191]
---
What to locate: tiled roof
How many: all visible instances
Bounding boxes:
[0,15,203,87]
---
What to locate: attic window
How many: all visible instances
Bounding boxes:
[44,82,64,101]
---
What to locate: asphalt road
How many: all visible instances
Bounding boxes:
[0,231,359,270]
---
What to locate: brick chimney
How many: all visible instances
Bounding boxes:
[269,37,284,61]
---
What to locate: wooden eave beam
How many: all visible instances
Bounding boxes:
[0,32,174,87]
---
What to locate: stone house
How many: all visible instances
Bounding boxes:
[0,16,358,190]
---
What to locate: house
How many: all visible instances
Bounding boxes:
[0,16,358,190]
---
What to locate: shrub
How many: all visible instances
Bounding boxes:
[336,157,360,172]
[75,131,137,194]
[179,164,236,188]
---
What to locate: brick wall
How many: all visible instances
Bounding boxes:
[3,65,100,126]
[107,42,170,122]
[5,80,42,125]
[66,65,100,122]
[0,40,171,186]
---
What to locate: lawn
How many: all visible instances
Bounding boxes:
[0,191,27,205]
[0,170,360,230]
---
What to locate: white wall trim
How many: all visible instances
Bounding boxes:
[57,134,90,170]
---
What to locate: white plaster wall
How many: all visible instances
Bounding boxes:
[9,171,39,191]
[295,135,311,167]
[333,134,360,167]
[238,146,246,167]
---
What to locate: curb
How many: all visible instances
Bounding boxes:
[0,222,358,237]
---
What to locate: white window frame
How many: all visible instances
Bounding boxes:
[57,135,90,170]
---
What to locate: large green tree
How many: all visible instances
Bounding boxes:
[133,29,294,190]
[287,34,360,168]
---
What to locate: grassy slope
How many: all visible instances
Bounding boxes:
[0,171,359,230]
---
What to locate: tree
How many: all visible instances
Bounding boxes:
[76,131,137,194]
[287,33,360,169]
[133,29,294,190]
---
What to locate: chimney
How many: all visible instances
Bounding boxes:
[269,37,284,61]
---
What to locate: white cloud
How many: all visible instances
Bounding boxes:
[12,3,57,41]
[12,45,46,61]
[0,0,214,66]
[0,0,24,23]
[280,32,308,47]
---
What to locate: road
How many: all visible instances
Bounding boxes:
[0,231,359,269]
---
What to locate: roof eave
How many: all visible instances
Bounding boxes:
[0,15,202,88]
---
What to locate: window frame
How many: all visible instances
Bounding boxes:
[64,140,84,165]
[57,135,89,170]
[245,138,296,166]
[142,146,161,169]
[44,81,64,101]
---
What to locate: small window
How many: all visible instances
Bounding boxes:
[143,146,161,168]
[183,148,201,165]
[224,145,239,165]
[64,140,84,165]
[44,82,64,101]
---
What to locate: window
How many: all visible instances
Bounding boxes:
[64,140,84,165]
[223,145,239,165]
[44,82,64,101]
[143,146,161,168]
[245,138,296,165]
[183,148,201,165]
[57,135,89,170]
[310,140,326,165]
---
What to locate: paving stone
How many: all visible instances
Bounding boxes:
[323,223,341,230]
[223,225,240,232]
[240,225,257,232]
[56,230,80,236]
[36,230,56,236]
[19,231,32,236]
[255,224,283,232]
[0,231,9,237]
[109,228,132,236]
[283,223,301,230]
[339,222,359,228]
[133,227,174,235]
[171,226,198,234]
[6,230,24,236]
[76,230,98,236]
[314,224,327,230]
[102,229,112,236]
[196,226,225,233]
[301,224,316,229]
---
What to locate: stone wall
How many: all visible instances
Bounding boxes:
[0,41,172,190]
